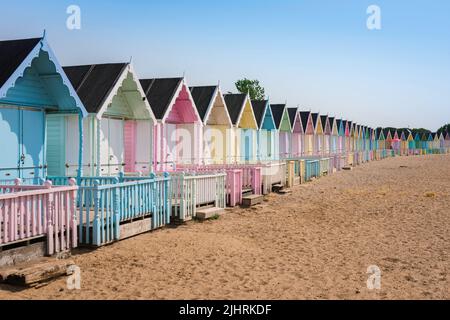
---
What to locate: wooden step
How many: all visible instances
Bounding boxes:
[342,166,353,171]
[196,207,224,220]
[241,194,264,207]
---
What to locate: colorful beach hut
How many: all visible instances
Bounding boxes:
[251,99,276,162]
[288,108,303,158]
[344,121,351,154]
[384,129,393,150]
[271,104,292,160]
[300,111,314,156]
[58,63,155,177]
[320,115,331,156]
[311,113,323,156]
[140,77,201,171]
[336,119,345,155]
[224,93,258,163]
[0,36,87,182]
[190,86,232,164]
[329,117,338,155]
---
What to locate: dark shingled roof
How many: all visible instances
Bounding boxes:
[189,86,217,122]
[270,104,286,129]
[140,78,183,120]
[320,115,328,131]
[287,108,298,128]
[224,93,247,125]
[251,100,269,128]
[63,63,127,114]
[336,119,342,131]
[300,111,311,131]
[0,37,41,89]
[311,113,319,128]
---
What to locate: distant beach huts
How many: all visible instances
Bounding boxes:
[1,35,448,266]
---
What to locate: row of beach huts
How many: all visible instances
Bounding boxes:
[1,36,449,266]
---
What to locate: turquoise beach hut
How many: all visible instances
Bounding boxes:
[0,36,87,183]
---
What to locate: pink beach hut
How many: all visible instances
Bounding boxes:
[287,108,303,158]
[140,78,202,171]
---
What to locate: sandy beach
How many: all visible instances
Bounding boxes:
[1,154,449,300]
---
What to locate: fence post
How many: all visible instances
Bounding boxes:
[150,173,158,229]
[45,180,54,255]
[93,180,101,246]
[68,178,78,248]
[163,172,170,225]
[119,172,125,183]
[113,177,120,240]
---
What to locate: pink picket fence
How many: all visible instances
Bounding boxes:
[177,164,262,199]
[0,179,78,255]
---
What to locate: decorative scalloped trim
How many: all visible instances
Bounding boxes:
[0,38,87,117]
[96,63,156,123]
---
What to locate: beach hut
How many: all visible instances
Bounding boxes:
[344,121,351,154]
[251,99,276,162]
[392,130,401,155]
[224,93,258,163]
[288,108,303,158]
[328,117,338,155]
[336,119,345,155]
[427,133,434,153]
[377,128,386,156]
[0,36,88,182]
[384,129,393,150]
[370,128,376,159]
[406,131,415,155]
[321,115,331,156]
[140,77,201,171]
[432,133,439,153]
[300,111,314,156]
[59,63,155,177]
[311,113,323,156]
[190,86,232,164]
[420,133,429,153]
[0,36,88,256]
[271,104,292,160]
[414,132,422,154]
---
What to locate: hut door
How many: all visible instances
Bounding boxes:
[135,121,152,173]
[99,118,124,176]
[20,109,45,182]
[0,107,20,180]
[108,119,124,175]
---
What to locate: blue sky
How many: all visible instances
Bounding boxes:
[1,0,449,130]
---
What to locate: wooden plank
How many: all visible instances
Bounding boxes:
[0,259,75,287]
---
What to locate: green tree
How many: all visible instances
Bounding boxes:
[437,124,450,135]
[235,78,265,100]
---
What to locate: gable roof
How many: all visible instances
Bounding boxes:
[270,104,287,130]
[224,93,248,125]
[0,36,87,116]
[189,86,217,122]
[251,99,270,128]
[287,108,298,129]
[140,78,184,120]
[0,38,41,89]
[299,111,311,131]
[311,113,319,130]
[63,63,128,114]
